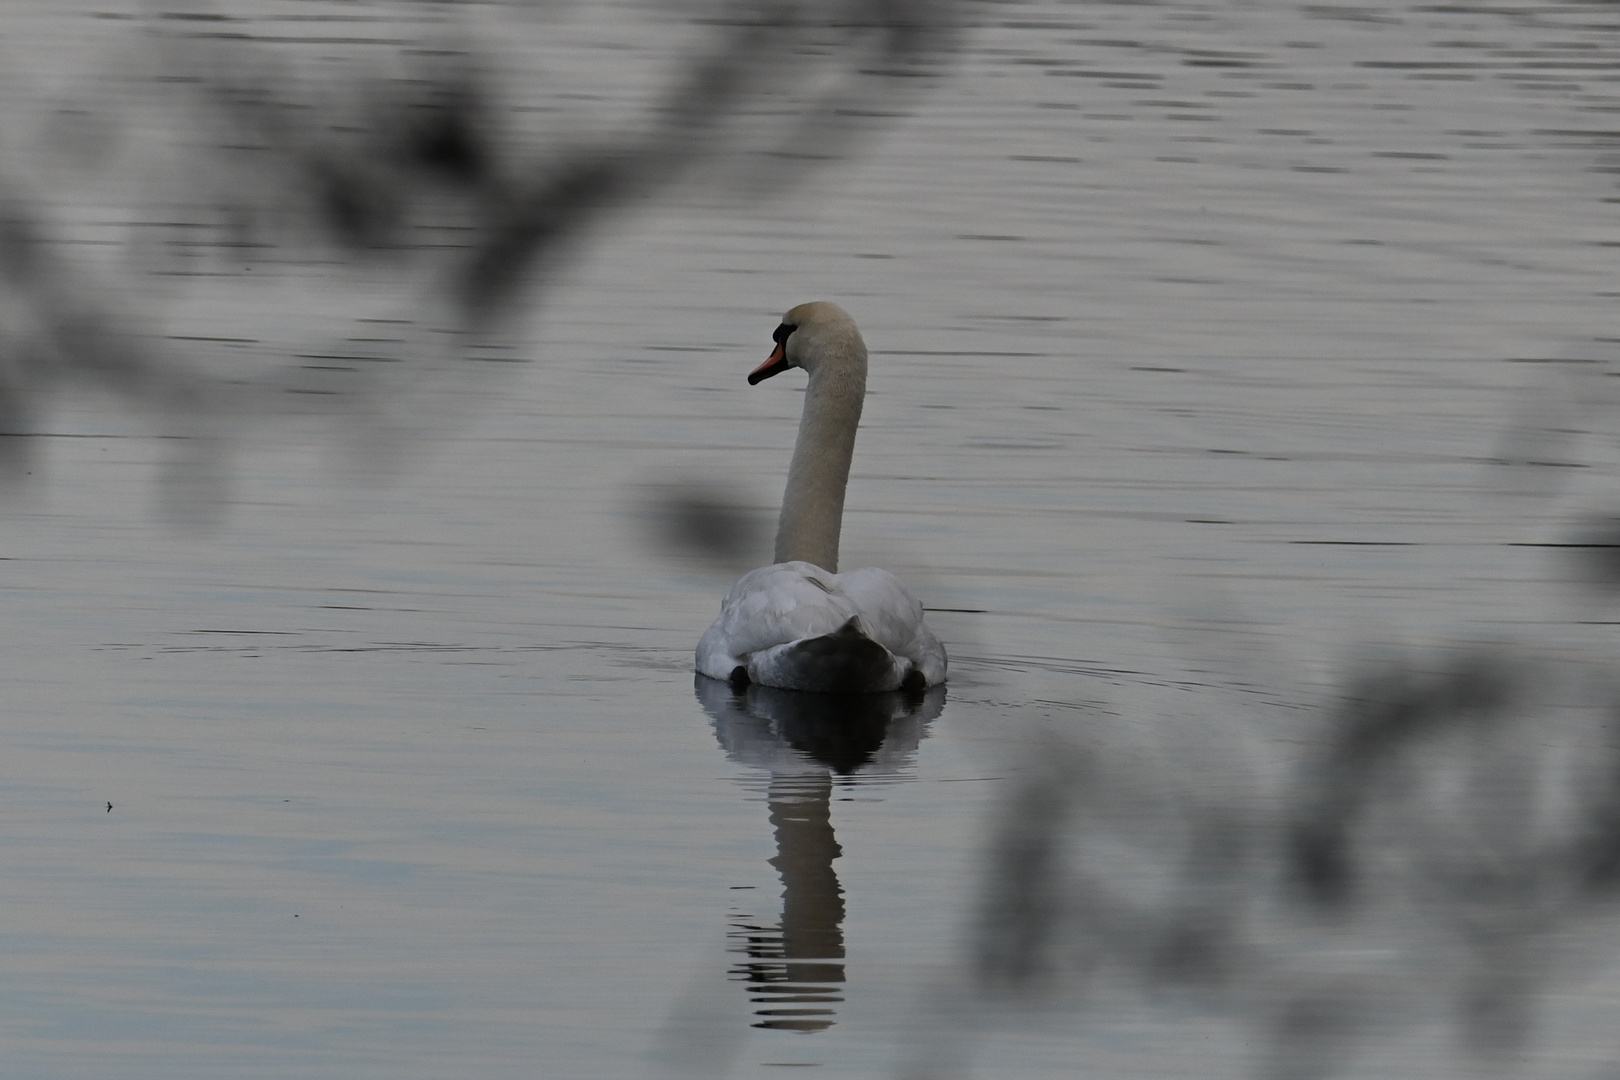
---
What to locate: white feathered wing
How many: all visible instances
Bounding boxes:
[697,561,946,692]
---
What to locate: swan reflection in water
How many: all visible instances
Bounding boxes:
[695,675,945,1033]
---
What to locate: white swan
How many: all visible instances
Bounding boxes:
[696,302,947,693]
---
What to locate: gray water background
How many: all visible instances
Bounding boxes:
[5,1,1620,1077]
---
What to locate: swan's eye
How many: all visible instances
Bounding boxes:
[772,323,796,345]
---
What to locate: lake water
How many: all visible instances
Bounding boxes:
[6,1,1620,1078]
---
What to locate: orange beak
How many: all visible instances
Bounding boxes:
[748,341,790,385]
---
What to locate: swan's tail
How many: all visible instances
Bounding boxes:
[753,617,910,694]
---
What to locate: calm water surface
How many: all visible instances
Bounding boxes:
[4,1,1620,1077]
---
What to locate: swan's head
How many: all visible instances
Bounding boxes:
[748,301,864,385]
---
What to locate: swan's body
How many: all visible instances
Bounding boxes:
[696,302,946,693]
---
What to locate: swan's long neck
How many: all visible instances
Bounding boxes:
[774,341,866,573]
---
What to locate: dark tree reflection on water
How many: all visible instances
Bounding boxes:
[0,0,962,508]
[919,650,1620,1079]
